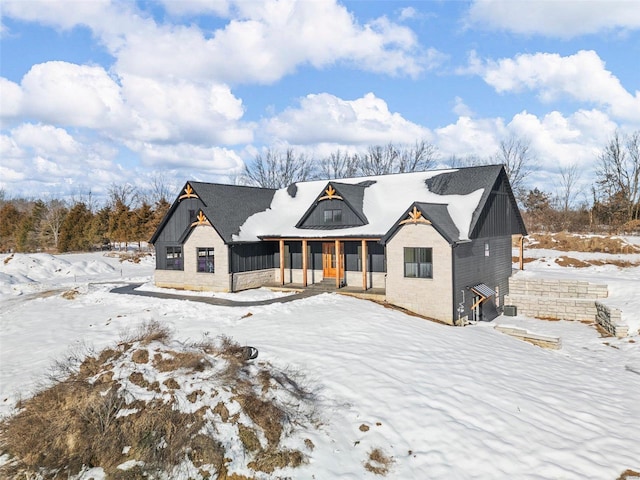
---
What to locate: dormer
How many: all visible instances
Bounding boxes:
[296,182,369,229]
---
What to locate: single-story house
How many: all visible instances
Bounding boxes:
[150,165,527,324]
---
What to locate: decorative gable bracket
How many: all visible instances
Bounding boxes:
[191,210,211,227]
[179,184,199,201]
[399,206,431,225]
[318,185,343,201]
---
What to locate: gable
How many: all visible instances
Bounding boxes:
[469,171,528,239]
[381,202,460,245]
[151,182,277,245]
[295,182,368,230]
[151,184,208,245]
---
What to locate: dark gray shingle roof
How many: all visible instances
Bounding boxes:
[189,182,276,243]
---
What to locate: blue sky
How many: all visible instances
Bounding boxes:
[1,0,639,204]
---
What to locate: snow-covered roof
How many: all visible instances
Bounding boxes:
[232,165,503,243]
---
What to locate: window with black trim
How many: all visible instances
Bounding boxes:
[323,209,342,224]
[165,246,183,270]
[196,247,215,273]
[404,247,432,278]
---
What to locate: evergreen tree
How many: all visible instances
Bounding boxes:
[0,203,21,252]
[58,203,94,252]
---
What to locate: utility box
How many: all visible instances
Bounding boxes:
[503,305,517,316]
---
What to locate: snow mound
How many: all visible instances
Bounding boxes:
[0,322,317,479]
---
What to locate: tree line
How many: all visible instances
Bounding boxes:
[0,183,171,254]
[1,131,638,254]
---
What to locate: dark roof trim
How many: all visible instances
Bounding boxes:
[294,181,368,228]
[380,202,459,246]
[150,181,193,244]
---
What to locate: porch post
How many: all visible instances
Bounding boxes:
[335,239,341,289]
[302,239,308,287]
[279,239,285,285]
[361,239,367,291]
[519,235,524,271]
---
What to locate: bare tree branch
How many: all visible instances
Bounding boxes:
[596,130,640,223]
[493,135,536,200]
[557,163,581,213]
[243,148,315,188]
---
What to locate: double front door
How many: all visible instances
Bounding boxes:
[322,242,344,278]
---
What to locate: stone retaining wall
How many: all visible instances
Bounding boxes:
[595,302,628,338]
[508,277,608,299]
[506,276,628,337]
[504,294,597,321]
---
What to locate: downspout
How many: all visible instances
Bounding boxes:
[452,241,458,325]
[228,244,234,293]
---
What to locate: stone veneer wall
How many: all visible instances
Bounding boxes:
[595,302,628,338]
[505,276,627,337]
[232,269,277,291]
[508,278,608,299]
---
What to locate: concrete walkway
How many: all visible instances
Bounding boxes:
[110,283,321,307]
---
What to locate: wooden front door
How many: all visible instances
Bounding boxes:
[322,242,343,278]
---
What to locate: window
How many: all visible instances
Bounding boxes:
[165,246,183,270]
[324,209,342,224]
[404,247,432,278]
[197,247,215,273]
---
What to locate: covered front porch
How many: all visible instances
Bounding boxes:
[264,237,386,292]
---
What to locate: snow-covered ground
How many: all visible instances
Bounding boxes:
[1,251,639,479]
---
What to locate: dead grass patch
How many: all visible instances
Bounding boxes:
[125,320,172,346]
[235,392,283,447]
[238,424,261,452]
[131,348,149,364]
[0,328,315,479]
[61,288,80,300]
[153,350,211,373]
[364,447,394,476]
[527,233,640,254]
[248,448,305,473]
[555,256,591,268]
[163,377,180,390]
[512,256,537,264]
[617,469,640,480]
[359,424,370,432]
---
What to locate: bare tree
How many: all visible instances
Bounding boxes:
[318,150,360,179]
[42,199,68,249]
[360,144,398,175]
[108,183,138,209]
[555,163,581,213]
[446,154,489,168]
[493,135,536,199]
[397,140,438,173]
[243,148,315,188]
[149,173,174,206]
[359,140,437,176]
[596,130,640,224]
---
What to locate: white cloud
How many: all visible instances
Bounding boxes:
[157,0,231,17]
[465,0,640,38]
[473,50,640,123]
[0,123,125,196]
[262,92,432,146]
[129,142,245,175]
[452,97,474,117]
[0,78,23,122]
[434,108,619,193]
[435,116,503,158]
[4,0,434,83]
[19,62,128,129]
[120,75,252,144]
